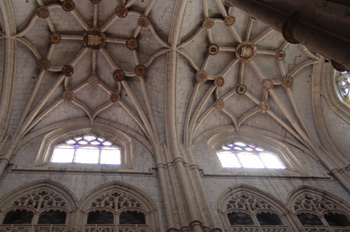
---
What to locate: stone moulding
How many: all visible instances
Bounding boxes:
[78,181,160,231]
[217,184,299,231]
[199,126,309,175]
[32,121,134,170]
[0,179,77,231]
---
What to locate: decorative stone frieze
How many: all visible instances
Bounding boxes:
[113,69,125,81]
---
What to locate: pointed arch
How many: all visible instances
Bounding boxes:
[31,119,136,169]
[199,126,308,175]
[78,181,160,231]
[217,184,300,231]
[0,179,77,230]
[287,185,350,229]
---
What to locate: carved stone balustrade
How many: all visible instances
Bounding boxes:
[230,226,289,232]
[84,224,149,232]
[0,225,67,232]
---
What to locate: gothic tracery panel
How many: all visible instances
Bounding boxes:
[218,185,292,232]
[79,182,159,232]
[91,190,142,210]
[288,186,350,230]
[12,189,67,211]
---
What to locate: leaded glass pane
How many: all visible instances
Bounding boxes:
[52,145,74,163]
[234,142,246,147]
[217,151,241,168]
[238,152,265,168]
[90,141,100,145]
[260,152,285,169]
[84,135,96,141]
[65,139,75,144]
[217,142,285,170]
[52,135,121,166]
[100,147,121,165]
[103,141,112,146]
[75,147,99,164]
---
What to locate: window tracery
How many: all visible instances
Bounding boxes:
[51,134,121,165]
[80,182,159,232]
[0,183,76,232]
[216,141,285,169]
[289,187,350,230]
[86,189,146,230]
[218,185,291,232]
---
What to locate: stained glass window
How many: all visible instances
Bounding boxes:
[51,135,121,165]
[336,71,350,99]
[217,142,285,169]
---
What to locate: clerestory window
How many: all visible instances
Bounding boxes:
[216,141,285,169]
[336,71,350,100]
[51,135,121,165]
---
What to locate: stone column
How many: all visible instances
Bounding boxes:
[225,0,350,71]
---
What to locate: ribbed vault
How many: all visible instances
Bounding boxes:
[1,0,350,231]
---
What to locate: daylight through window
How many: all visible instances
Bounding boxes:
[51,135,121,165]
[217,142,285,169]
[336,71,350,99]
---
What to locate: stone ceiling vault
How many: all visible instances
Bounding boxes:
[0,0,349,189]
